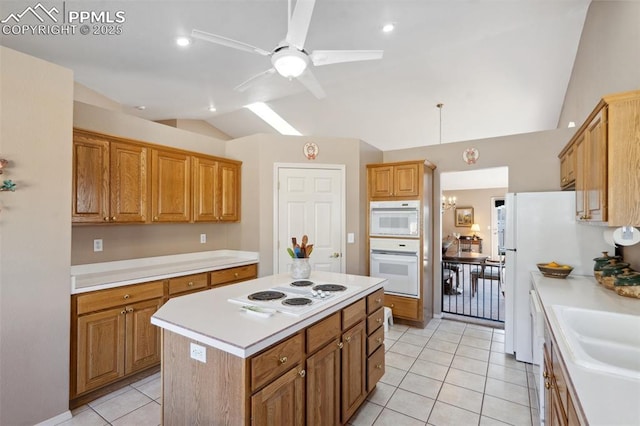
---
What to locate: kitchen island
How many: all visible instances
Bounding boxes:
[151,271,387,425]
[532,272,640,425]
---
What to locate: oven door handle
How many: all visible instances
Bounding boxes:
[370,252,418,262]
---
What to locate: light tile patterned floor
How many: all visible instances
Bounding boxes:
[58,319,538,426]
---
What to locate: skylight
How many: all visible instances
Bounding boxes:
[244,102,302,136]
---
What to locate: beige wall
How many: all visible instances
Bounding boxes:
[441,188,507,255]
[226,133,379,277]
[74,82,122,112]
[558,1,640,128]
[71,102,234,264]
[156,118,232,141]
[0,47,73,425]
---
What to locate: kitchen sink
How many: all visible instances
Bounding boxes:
[551,305,640,380]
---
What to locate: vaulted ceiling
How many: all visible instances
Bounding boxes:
[0,0,591,150]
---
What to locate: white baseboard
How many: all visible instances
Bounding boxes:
[433,313,444,319]
[35,410,72,426]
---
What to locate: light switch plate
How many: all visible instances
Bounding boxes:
[347,233,355,244]
[200,234,207,244]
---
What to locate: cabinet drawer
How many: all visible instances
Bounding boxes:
[384,294,418,320]
[77,281,164,315]
[367,326,384,356]
[251,333,304,392]
[342,299,366,331]
[307,312,341,354]
[210,264,257,287]
[366,288,385,314]
[367,345,385,393]
[168,273,208,296]
[367,308,385,334]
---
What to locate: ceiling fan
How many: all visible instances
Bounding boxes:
[191,0,383,99]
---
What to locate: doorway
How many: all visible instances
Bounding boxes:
[273,163,346,275]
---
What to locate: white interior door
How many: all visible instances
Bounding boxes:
[275,165,345,275]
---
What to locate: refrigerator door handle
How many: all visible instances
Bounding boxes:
[505,248,517,252]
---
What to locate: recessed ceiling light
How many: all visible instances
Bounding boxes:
[382,23,395,33]
[208,106,217,112]
[568,121,576,128]
[134,105,146,111]
[244,102,301,136]
[176,36,191,47]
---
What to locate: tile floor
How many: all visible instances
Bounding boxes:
[58,318,539,426]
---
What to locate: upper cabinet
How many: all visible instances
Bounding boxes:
[151,149,191,223]
[72,130,148,224]
[72,128,242,225]
[367,162,420,199]
[192,157,241,222]
[559,90,640,226]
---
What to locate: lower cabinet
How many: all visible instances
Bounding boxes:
[71,263,258,404]
[161,286,386,425]
[384,293,419,321]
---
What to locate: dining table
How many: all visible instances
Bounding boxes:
[442,252,490,294]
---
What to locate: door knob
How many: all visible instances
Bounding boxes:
[330,252,340,258]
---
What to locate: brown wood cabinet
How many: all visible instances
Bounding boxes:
[192,157,241,222]
[73,128,242,224]
[559,143,576,189]
[160,286,385,425]
[151,149,191,222]
[543,320,585,426]
[368,162,420,199]
[72,281,163,396]
[559,90,640,226]
[70,263,257,405]
[384,293,419,321]
[72,130,148,223]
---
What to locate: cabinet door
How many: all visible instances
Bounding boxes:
[560,144,575,188]
[393,163,420,197]
[72,134,110,223]
[217,160,241,222]
[76,307,126,394]
[192,156,217,222]
[574,132,587,220]
[306,339,341,426]
[585,110,607,222]
[369,166,393,198]
[341,321,366,423]
[110,142,148,223]
[384,294,419,320]
[251,366,305,426]
[125,298,162,374]
[151,149,191,222]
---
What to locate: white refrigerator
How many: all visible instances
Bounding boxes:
[503,191,611,363]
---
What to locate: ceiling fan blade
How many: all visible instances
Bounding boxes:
[310,50,384,66]
[233,68,276,92]
[296,68,326,99]
[191,29,271,56]
[285,0,316,50]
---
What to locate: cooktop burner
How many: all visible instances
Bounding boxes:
[282,297,313,306]
[248,290,286,301]
[313,284,347,292]
[291,280,314,287]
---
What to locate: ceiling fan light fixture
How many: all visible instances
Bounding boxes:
[272,49,308,78]
[382,23,395,33]
[175,36,191,47]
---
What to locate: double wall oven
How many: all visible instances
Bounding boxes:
[369,200,421,298]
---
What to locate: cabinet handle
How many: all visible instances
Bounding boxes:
[391,303,395,308]
[376,318,382,324]
[545,380,552,390]
[153,216,159,221]
[123,294,130,300]
[376,337,383,344]
[188,281,194,287]
[345,336,351,343]
[279,356,288,365]
[120,310,126,315]
[299,370,306,378]
[543,370,549,378]
[338,342,344,349]
[234,272,239,278]
[376,363,383,369]
[375,298,382,304]
[126,307,134,313]
[111,216,116,221]
[103,217,109,221]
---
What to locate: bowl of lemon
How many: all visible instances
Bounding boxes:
[537,261,573,279]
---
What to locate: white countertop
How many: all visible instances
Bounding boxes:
[151,271,386,358]
[70,250,259,294]
[531,272,640,426]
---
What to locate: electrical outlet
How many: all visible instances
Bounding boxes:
[190,342,206,363]
[93,239,103,252]
[200,233,207,244]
